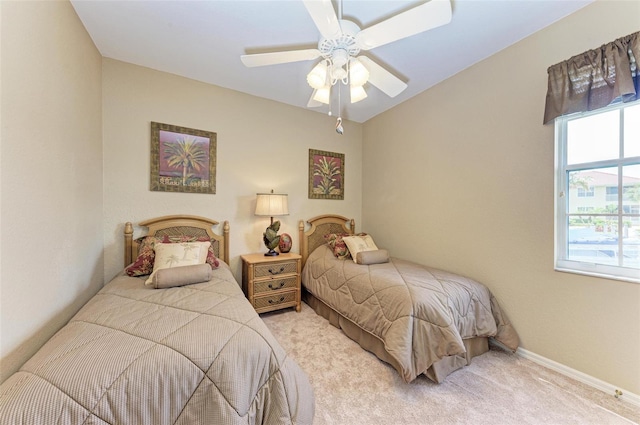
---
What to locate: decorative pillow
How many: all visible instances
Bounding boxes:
[144,241,210,285]
[165,235,220,269]
[342,234,379,263]
[355,249,389,265]
[125,236,167,276]
[151,263,213,289]
[125,235,219,277]
[324,233,352,259]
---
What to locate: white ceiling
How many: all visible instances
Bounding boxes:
[70,0,594,123]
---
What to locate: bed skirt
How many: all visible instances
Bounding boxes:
[303,288,489,383]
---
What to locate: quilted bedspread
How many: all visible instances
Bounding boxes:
[0,263,314,425]
[302,245,519,383]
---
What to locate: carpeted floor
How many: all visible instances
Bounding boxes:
[261,303,640,425]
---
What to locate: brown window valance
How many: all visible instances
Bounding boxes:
[543,31,639,124]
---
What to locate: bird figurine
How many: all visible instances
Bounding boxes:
[335,117,344,135]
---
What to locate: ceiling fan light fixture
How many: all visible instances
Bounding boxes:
[350,84,367,103]
[331,65,348,84]
[349,58,369,87]
[332,49,349,68]
[313,85,331,104]
[306,60,328,89]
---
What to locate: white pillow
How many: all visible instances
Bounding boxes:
[145,241,210,285]
[342,235,378,263]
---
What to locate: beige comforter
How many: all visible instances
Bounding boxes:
[0,263,314,425]
[303,245,519,383]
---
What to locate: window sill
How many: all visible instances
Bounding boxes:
[554,266,640,285]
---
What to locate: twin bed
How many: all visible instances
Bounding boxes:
[298,214,519,383]
[0,213,519,424]
[0,215,314,425]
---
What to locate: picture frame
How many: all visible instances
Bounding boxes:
[150,122,216,194]
[308,149,344,200]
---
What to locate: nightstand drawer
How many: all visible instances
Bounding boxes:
[254,275,298,294]
[254,260,298,278]
[253,291,297,311]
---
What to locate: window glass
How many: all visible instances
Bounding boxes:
[567,167,619,265]
[624,103,640,158]
[622,165,640,211]
[567,168,615,213]
[567,110,619,165]
[622,164,640,270]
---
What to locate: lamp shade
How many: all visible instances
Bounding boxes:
[313,85,331,104]
[350,84,367,103]
[349,58,369,87]
[255,193,289,217]
[306,61,328,90]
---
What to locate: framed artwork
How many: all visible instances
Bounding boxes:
[308,149,344,200]
[150,122,216,194]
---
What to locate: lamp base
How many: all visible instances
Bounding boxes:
[264,249,279,257]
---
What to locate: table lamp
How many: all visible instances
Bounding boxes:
[255,190,289,256]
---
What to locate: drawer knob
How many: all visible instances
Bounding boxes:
[268,266,285,275]
[268,296,285,304]
[268,281,286,290]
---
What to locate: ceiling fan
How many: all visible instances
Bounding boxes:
[240,0,452,109]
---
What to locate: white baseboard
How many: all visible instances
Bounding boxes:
[516,347,640,409]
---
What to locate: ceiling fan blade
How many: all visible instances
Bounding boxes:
[303,0,341,39]
[358,56,407,98]
[355,0,452,51]
[241,49,321,67]
[307,91,323,108]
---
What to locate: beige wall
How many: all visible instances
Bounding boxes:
[102,59,362,282]
[362,0,640,394]
[0,0,103,381]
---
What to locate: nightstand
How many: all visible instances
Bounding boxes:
[241,253,301,313]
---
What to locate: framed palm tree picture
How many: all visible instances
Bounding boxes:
[308,149,344,200]
[150,122,216,194]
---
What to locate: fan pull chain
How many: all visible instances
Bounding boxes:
[336,85,344,134]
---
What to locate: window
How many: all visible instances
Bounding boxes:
[577,187,595,197]
[555,101,640,283]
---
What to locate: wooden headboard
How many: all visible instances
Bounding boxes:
[124,215,230,267]
[298,214,355,266]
